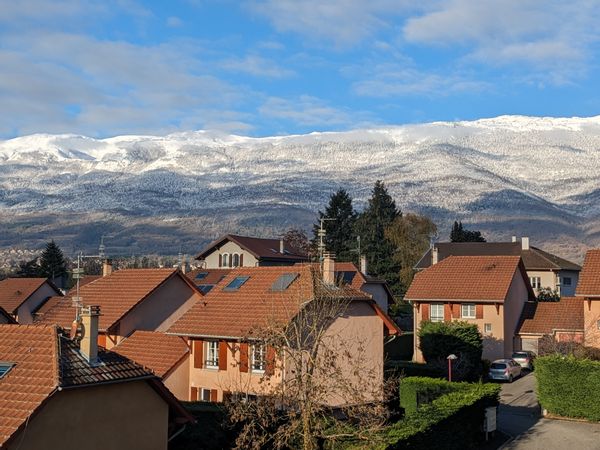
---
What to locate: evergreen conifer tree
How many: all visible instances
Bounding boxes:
[311,189,357,261]
[449,221,486,242]
[39,240,68,280]
[354,181,402,295]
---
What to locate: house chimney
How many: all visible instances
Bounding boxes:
[280,238,285,254]
[521,237,530,250]
[432,246,439,265]
[360,255,368,276]
[80,305,101,364]
[102,259,113,277]
[322,252,336,285]
[512,236,517,243]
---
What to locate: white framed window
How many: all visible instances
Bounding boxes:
[205,341,219,368]
[251,344,266,372]
[232,253,240,267]
[484,323,492,334]
[530,277,541,289]
[201,388,212,402]
[430,303,444,322]
[562,277,572,286]
[221,253,229,268]
[461,303,476,319]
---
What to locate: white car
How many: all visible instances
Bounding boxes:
[488,359,522,382]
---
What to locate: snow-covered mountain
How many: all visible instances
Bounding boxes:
[1,115,600,260]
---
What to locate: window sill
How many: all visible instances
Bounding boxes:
[251,369,266,374]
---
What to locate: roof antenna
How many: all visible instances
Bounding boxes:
[317,217,335,261]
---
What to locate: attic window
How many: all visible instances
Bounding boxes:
[0,363,15,379]
[271,273,299,291]
[195,272,209,281]
[336,271,356,285]
[224,276,250,291]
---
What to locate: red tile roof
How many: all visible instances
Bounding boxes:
[113,331,189,378]
[518,298,584,335]
[576,249,600,297]
[0,278,59,314]
[406,256,534,302]
[186,268,230,288]
[168,265,393,338]
[196,234,308,262]
[0,324,162,447]
[37,269,197,331]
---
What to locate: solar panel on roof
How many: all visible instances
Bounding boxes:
[271,273,299,291]
[195,272,209,280]
[224,276,250,290]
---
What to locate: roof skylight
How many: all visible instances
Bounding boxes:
[271,273,299,291]
[224,276,250,291]
[195,272,209,280]
[0,363,15,379]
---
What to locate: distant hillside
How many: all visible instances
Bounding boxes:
[1,115,599,262]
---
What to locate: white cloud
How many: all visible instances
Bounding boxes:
[220,54,295,78]
[166,16,184,27]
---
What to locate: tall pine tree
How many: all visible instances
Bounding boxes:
[354,181,402,296]
[311,189,357,261]
[39,240,68,280]
[449,221,486,242]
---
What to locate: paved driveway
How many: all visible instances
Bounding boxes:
[496,371,600,449]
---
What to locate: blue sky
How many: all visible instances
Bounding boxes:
[2,0,600,138]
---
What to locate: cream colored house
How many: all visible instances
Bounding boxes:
[0,322,192,450]
[168,262,399,405]
[406,255,535,362]
[196,234,308,269]
[415,237,581,297]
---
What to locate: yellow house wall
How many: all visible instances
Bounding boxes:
[7,380,169,450]
[164,355,191,401]
[203,241,259,269]
[16,283,59,324]
[584,300,600,348]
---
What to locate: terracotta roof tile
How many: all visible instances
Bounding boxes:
[406,256,528,302]
[518,298,584,335]
[37,269,186,331]
[186,268,230,293]
[169,265,372,338]
[196,234,308,261]
[576,249,600,297]
[0,278,56,314]
[113,331,189,378]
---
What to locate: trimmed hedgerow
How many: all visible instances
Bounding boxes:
[399,377,470,416]
[536,355,600,421]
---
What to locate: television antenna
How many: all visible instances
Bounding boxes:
[317,217,335,260]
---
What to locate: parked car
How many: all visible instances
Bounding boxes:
[488,359,522,382]
[511,351,535,370]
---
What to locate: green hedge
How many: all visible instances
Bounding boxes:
[399,377,471,416]
[536,355,600,421]
[385,360,445,379]
[383,382,500,450]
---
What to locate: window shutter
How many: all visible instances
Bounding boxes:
[452,303,460,318]
[210,389,218,402]
[193,340,204,369]
[190,387,198,401]
[421,303,429,321]
[476,304,484,319]
[239,343,249,372]
[218,341,228,370]
[218,254,222,267]
[265,346,276,376]
[240,253,244,266]
[444,303,451,321]
[97,333,107,348]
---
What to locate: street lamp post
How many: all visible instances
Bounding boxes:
[447,354,458,382]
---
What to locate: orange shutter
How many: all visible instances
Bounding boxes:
[444,303,451,321]
[452,304,460,318]
[265,346,276,376]
[210,389,218,402]
[193,340,204,369]
[218,341,228,370]
[190,387,198,401]
[421,303,430,321]
[97,333,107,348]
[239,343,249,372]
[476,304,484,319]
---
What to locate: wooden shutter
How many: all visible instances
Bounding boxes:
[193,340,204,369]
[240,253,244,266]
[421,303,429,321]
[265,346,276,376]
[190,387,198,401]
[444,303,451,321]
[476,304,484,319]
[218,254,222,267]
[218,341,228,370]
[239,343,249,372]
[210,389,218,402]
[452,303,460,318]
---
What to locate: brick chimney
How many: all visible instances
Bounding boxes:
[280,239,285,254]
[521,237,530,250]
[322,253,336,285]
[80,305,101,364]
[432,246,439,265]
[360,255,368,276]
[102,259,113,277]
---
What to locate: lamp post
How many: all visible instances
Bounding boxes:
[447,354,458,382]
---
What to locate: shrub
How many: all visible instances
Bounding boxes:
[418,321,483,380]
[536,355,600,421]
[399,377,470,415]
[385,360,445,379]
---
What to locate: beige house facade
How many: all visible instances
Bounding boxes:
[575,250,600,348]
